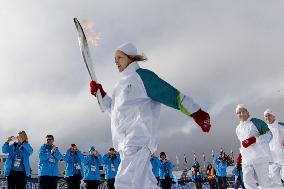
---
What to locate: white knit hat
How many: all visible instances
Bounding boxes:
[264,109,275,116]
[116,42,137,56]
[235,104,247,113]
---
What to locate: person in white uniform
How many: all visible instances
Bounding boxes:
[235,104,278,189]
[89,42,211,189]
[264,109,284,187]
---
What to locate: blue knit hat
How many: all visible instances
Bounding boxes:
[89,146,95,152]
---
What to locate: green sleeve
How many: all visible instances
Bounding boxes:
[136,68,200,115]
[251,118,270,135]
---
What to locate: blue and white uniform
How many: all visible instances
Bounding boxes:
[213,157,228,177]
[159,160,174,180]
[150,155,161,179]
[82,154,102,181]
[38,144,63,176]
[103,153,120,180]
[63,149,84,178]
[2,142,33,177]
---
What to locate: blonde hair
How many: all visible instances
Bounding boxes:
[18,131,28,142]
[127,53,148,62]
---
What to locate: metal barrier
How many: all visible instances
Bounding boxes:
[0,179,236,189]
[0,180,108,189]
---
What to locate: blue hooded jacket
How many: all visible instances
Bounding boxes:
[102,153,120,179]
[213,157,228,177]
[2,142,33,177]
[63,149,84,178]
[82,154,102,181]
[38,144,63,176]
[159,160,174,179]
[232,166,243,182]
[150,156,161,177]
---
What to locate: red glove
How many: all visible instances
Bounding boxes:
[90,80,106,97]
[242,136,256,148]
[190,109,211,133]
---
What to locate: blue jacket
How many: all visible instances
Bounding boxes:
[150,156,161,177]
[213,157,228,177]
[38,144,63,176]
[159,160,174,179]
[102,153,120,179]
[232,166,243,182]
[63,149,84,178]
[2,142,33,177]
[82,154,102,181]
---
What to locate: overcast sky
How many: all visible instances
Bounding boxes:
[1,0,284,173]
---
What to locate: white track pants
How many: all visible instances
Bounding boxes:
[115,146,160,189]
[243,162,283,189]
[270,163,284,187]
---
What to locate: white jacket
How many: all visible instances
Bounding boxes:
[236,118,272,165]
[267,121,284,164]
[102,62,200,153]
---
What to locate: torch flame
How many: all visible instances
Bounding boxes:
[82,18,101,47]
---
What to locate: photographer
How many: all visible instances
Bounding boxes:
[102,147,121,189]
[213,154,228,189]
[82,146,102,189]
[191,160,202,189]
[159,152,174,189]
[63,144,84,189]
[2,131,33,189]
[38,135,63,189]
